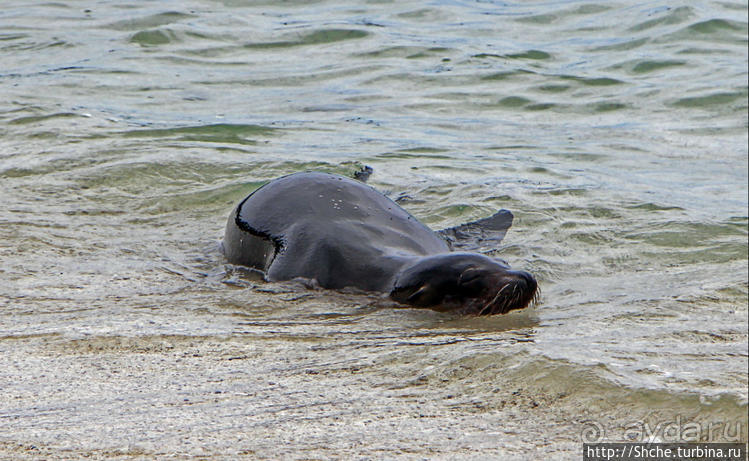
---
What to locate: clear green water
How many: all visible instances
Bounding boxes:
[1,0,747,458]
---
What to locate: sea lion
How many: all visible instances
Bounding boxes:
[223,171,537,315]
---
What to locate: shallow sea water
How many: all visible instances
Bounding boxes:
[1,0,747,459]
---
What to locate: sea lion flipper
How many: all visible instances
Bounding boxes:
[437,209,513,252]
[353,165,373,182]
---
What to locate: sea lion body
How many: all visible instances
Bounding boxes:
[223,172,537,315]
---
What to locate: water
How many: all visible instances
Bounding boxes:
[1,0,747,458]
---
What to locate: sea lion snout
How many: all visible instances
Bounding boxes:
[508,270,537,293]
[390,253,537,315]
[480,269,538,315]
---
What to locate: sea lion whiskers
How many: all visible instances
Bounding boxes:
[478,283,511,316]
[530,287,541,307]
[477,275,538,316]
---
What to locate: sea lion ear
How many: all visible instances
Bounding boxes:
[437,209,514,253]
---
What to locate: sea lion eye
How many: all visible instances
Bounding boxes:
[459,267,482,285]
[406,284,430,303]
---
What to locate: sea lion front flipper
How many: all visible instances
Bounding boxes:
[353,165,373,182]
[437,209,513,253]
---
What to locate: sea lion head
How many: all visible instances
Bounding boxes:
[390,253,537,315]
